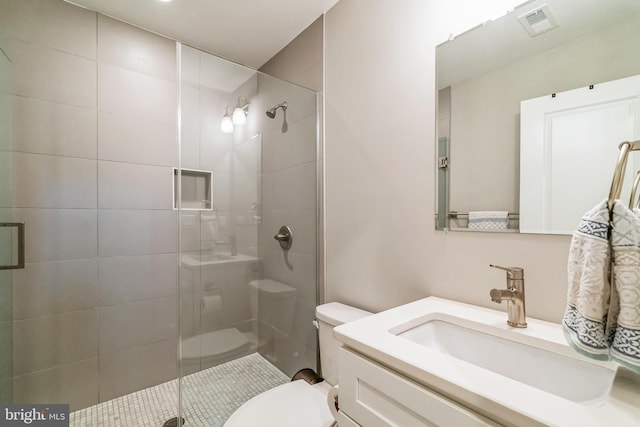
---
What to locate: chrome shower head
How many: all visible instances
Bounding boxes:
[265,102,287,119]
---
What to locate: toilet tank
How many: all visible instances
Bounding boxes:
[315,302,372,386]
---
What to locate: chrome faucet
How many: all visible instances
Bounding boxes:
[489,264,527,328]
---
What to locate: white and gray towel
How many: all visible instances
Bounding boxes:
[563,199,640,373]
[468,211,509,230]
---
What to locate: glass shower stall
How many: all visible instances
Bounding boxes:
[176,44,320,425]
[0,3,319,424]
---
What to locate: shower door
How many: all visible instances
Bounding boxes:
[0,47,13,403]
[177,43,319,426]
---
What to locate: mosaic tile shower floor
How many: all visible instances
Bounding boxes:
[70,353,289,427]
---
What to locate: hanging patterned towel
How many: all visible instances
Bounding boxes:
[563,200,612,360]
[609,202,640,372]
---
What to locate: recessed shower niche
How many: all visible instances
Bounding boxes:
[173,168,213,210]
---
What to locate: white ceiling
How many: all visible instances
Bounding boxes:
[438,0,640,88]
[66,0,339,69]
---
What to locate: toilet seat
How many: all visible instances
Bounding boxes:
[223,379,334,427]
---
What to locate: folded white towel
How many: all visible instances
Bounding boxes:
[563,199,640,373]
[468,211,508,230]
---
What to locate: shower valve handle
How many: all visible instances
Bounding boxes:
[273,225,293,250]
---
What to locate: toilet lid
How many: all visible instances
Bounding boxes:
[224,380,334,427]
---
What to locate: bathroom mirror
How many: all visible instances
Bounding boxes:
[435,0,640,234]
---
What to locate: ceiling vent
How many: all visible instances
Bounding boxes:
[518,4,558,37]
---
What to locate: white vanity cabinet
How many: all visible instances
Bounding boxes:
[337,348,502,427]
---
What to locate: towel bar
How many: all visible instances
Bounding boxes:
[608,140,640,212]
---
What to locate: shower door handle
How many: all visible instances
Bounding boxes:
[0,222,25,270]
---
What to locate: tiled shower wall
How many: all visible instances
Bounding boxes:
[0,0,177,410]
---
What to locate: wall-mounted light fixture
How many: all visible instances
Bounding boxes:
[232,96,250,126]
[220,106,234,133]
[220,96,250,133]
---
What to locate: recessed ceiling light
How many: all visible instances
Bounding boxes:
[158,0,172,3]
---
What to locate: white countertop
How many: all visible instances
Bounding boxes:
[333,297,640,427]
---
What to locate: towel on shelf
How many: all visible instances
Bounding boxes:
[563,199,640,373]
[468,211,509,230]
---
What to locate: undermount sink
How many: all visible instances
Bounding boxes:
[333,297,639,427]
[397,316,616,405]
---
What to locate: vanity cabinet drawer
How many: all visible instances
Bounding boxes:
[339,348,501,427]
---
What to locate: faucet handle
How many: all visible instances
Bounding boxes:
[489,264,524,279]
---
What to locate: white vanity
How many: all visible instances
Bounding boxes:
[333,297,640,427]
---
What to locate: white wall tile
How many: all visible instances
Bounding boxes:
[178,84,204,174]
[12,358,99,411]
[0,93,10,153]
[0,275,10,324]
[290,297,317,348]
[262,249,316,303]
[99,297,177,355]
[98,63,176,124]
[98,253,177,306]
[270,327,315,378]
[98,111,176,166]
[0,320,11,377]
[12,96,96,158]
[98,161,173,210]
[99,300,152,354]
[12,259,98,320]
[13,309,98,375]
[179,292,196,338]
[98,338,177,401]
[260,172,273,212]
[212,172,232,211]
[152,296,178,342]
[180,124,201,171]
[0,36,96,108]
[180,46,200,87]
[13,208,97,262]
[180,213,202,253]
[271,115,317,172]
[98,15,176,82]
[271,162,316,210]
[231,172,258,212]
[232,133,262,176]
[12,153,97,208]
[0,0,97,59]
[0,152,9,208]
[98,209,177,257]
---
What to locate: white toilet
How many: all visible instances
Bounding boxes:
[223,302,372,427]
